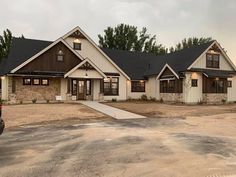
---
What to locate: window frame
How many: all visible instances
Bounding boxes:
[131,81,145,92]
[23,78,31,85]
[86,80,91,95]
[191,79,198,87]
[32,78,40,85]
[206,53,220,68]
[103,77,119,96]
[228,80,232,88]
[71,79,77,96]
[41,78,49,86]
[57,50,64,62]
[73,42,82,50]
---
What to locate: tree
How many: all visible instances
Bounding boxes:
[0,29,12,61]
[169,37,212,53]
[98,24,167,55]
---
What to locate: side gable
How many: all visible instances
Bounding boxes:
[188,41,236,71]
[17,41,82,73]
[63,27,130,80]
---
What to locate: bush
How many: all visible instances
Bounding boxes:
[19,100,23,104]
[141,94,148,101]
[221,99,226,104]
[160,98,164,103]
[32,98,37,104]
[149,97,156,102]
[46,99,50,103]
[111,98,117,102]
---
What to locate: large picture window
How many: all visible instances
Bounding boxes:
[206,53,220,68]
[203,77,227,93]
[103,77,119,96]
[72,79,77,95]
[131,81,145,92]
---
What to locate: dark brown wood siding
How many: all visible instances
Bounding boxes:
[202,75,227,93]
[160,68,175,78]
[18,42,82,73]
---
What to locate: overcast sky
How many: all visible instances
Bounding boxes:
[0,0,235,63]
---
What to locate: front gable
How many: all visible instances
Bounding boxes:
[189,42,236,71]
[17,42,82,73]
[63,27,130,79]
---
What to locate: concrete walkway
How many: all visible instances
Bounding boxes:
[79,101,146,119]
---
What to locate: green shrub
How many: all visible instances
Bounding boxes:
[20,100,23,104]
[149,97,156,102]
[32,98,37,104]
[221,99,226,104]
[111,98,117,102]
[141,94,148,101]
[46,99,50,103]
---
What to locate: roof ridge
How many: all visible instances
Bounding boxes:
[13,37,53,43]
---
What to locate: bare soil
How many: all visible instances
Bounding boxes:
[2,103,107,128]
[105,101,236,118]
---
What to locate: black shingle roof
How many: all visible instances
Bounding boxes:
[102,41,215,79]
[0,37,52,75]
[0,37,216,79]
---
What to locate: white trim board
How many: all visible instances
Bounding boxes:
[11,38,84,73]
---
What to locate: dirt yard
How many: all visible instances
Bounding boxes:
[2,103,107,128]
[105,101,236,118]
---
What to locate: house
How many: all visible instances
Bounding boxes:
[0,26,236,104]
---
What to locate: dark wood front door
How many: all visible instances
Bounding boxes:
[77,80,86,100]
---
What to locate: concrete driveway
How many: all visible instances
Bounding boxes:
[1,117,236,177]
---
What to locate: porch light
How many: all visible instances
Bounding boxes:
[1,76,5,80]
[215,77,219,81]
[85,73,88,78]
[140,80,144,83]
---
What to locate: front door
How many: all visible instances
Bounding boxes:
[77,80,86,100]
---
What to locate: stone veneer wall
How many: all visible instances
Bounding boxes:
[202,93,227,103]
[160,93,183,103]
[8,77,61,103]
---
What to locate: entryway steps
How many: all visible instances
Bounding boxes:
[78,101,146,119]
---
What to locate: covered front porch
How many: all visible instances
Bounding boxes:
[64,58,107,101]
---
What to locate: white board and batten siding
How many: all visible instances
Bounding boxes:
[65,37,128,100]
[183,72,203,103]
[228,76,236,102]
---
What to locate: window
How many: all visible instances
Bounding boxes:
[86,80,91,95]
[160,80,175,93]
[57,50,64,62]
[210,80,224,93]
[131,81,145,92]
[23,78,31,85]
[191,79,198,87]
[41,78,49,86]
[160,79,183,93]
[73,42,81,50]
[103,77,119,95]
[228,80,232,88]
[206,54,220,68]
[33,78,40,85]
[72,79,77,95]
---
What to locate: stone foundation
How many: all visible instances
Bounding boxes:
[202,93,227,103]
[8,77,61,103]
[160,93,183,103]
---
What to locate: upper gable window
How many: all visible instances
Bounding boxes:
[57,50,64,62]
[206,53,220,68]
[73,39,81,50]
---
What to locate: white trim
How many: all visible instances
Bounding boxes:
[156,63,179,80]
[64,58,107,78]
[11,38,84,73]
[187,41,236,71]
[62,26,130,80]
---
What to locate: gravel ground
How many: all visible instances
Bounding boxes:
[0,115,236,177]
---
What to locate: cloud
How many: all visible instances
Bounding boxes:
[0,0,235,62]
